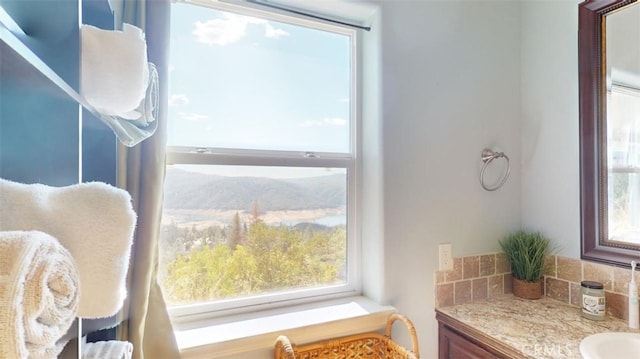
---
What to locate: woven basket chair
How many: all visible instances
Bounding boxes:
[274,313,420,359]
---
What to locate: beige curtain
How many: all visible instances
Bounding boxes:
[114,1,180,358]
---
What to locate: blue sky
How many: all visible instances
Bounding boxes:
[167,2,351,154]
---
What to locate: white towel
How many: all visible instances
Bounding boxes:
[82,340,133,359]
[95,62,159,147]
[0,179,136,318]
[0,231,80,359]
[80,23,159,147]
[81,23,149,119]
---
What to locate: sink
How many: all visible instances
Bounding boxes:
[580,332,640,359]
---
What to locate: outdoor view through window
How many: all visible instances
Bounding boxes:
[608,83,640,243]
[159,2,354,312]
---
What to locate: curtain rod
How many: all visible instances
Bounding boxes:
[243,0,371,31]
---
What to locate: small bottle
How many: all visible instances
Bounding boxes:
[629,261,639,329]
[581,281,605,321]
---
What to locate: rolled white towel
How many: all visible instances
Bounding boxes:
[0,178,136,318]
[0,231,80,359]
[82,340,133,359]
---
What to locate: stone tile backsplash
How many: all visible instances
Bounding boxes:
[435,253,638,321]
[435,253,512,307]
[545,255,637,321]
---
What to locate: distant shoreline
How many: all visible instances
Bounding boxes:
[162,207,345,229]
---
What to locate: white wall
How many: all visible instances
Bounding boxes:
[366,0,589,357]
[366,1,523,357]
[361,4,385,304]
[520,0,581,258]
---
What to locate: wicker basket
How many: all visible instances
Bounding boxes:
[274,313,420,359]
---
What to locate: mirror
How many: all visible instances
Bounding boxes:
[579,0,640,266]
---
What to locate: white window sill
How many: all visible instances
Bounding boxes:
[176,296,395,359]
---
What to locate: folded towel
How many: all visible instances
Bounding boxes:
[82,340,133,359]
[81,23,149,119]
[81,23,159,147]
[0,179,136,318]
[0,231,80,359]
[96,61,159,147]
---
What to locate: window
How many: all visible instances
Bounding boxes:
[159,1,360,323]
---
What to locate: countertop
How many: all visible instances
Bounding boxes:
[435,295,640,358]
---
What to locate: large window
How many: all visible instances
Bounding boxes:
[159,1,359,322]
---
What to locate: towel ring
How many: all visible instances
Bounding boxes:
[480,148,510,191]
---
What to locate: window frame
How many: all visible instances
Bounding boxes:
[164,1,362,325]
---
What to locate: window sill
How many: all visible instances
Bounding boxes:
[176,296,395,359]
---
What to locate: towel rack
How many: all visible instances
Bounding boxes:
[480,148,510,191]
[1,9,156,148]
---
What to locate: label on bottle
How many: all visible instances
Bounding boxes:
[582,294,606,317]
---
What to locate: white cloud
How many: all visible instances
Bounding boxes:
[244,16,267,25]
[179,112,209,122]
[193,14,248,46]
[193,13,288,46]
[323,117,347,126]
[169,94,189,106]
[299,117,347,127]
[265,23,289,38]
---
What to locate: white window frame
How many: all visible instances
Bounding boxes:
[165,0,362,325]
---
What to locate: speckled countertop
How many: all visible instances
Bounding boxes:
[436,295,640,358]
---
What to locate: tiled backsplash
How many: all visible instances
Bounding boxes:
[544,255,637,321]
[434,253,513,307]
[435,253,638,321]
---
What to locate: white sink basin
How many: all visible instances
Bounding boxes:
[580,332,640,359]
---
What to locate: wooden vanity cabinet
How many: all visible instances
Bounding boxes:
[438,322,501,359]
[436,311,522,359]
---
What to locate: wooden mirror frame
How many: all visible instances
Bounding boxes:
[579,0,639,267]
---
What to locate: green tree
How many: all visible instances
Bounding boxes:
[163,221,347,305]
[164,245,232,302]
[228,212,244,250]
[303,226,346,284]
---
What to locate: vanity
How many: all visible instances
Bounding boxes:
[436,295,638,359]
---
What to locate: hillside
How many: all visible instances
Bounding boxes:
[163,167,346,211]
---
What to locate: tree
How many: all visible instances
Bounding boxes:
[228,212,244,250]
[163,221,347,305]
[250,200,261,222]
[164,245,231,303]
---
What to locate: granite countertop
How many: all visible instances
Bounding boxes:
[436,295,640,359]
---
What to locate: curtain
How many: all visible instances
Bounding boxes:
[113,1,180,358]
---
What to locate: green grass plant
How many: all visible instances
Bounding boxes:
[499,230,550,282]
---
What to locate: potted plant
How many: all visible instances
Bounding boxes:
[499,230,551,299]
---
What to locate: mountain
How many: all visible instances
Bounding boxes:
[163,167,345,211]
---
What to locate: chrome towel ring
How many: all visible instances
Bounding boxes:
[480,148,510,191]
